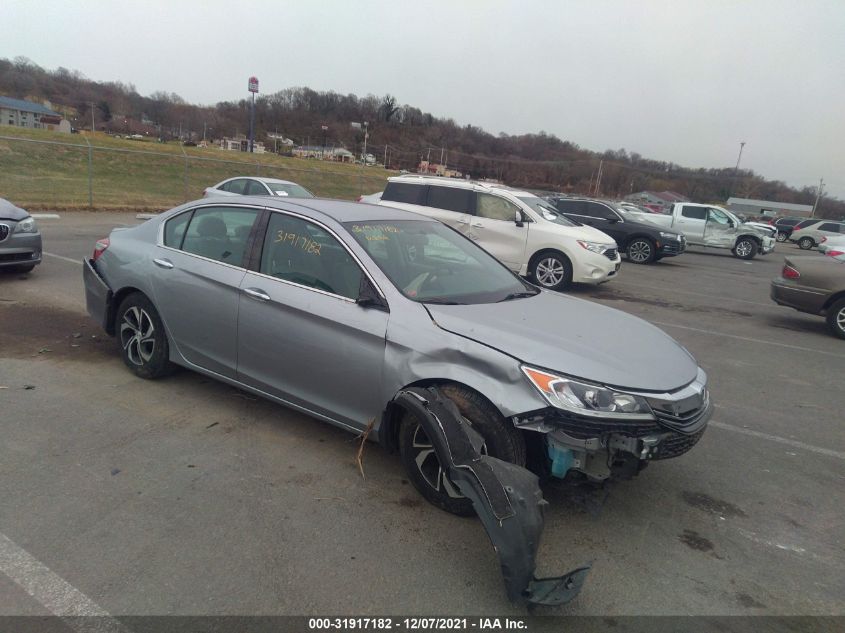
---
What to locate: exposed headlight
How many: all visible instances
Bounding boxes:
[522,366,655,420]
[659,231,680,240]
[13,217,37,234]
[577,240,610,254]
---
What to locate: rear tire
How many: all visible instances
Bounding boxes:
[627,238,656,264]
[529,250,573,291]
[733,238,757,260]
[776,231,788,243]
[798,236,815,250]
[116,292,174,379]
[826,298,845,340]
[398,384,526,516]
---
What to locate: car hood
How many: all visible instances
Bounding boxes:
[0,198,29,221]
[540,220,616,245]
[426,291,698,392]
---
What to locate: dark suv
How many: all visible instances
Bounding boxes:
[549,197,686,264]
[772,217,807,243]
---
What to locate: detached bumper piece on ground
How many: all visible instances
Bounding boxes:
[393,387,591,606]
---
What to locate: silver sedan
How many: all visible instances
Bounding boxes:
[203,176,313,198]
[0,198,42,273]
[84,196,711,513]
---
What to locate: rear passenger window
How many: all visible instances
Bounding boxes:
[383,182,427,205]
[164,210,193,248]
[245,180,269,196]
[180,207,260,266]
[223,179,248,195]
[819,223,841,232]
[427,186,472,213]
[681,206,708,220]
[260,213,362,300]
[553,199,587,215]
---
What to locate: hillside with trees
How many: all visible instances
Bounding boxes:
[1,56,840,218]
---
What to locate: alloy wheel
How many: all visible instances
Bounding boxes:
[776,232,788,242]
[119,306,156,366]
[837,307,845,333]
[410,424,486,499]
[536,257,565,287]
[628,240,652,263]
[735,240,754,257]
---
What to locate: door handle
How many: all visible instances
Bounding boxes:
[153,258,174,269]
[471,222,483,228]
[243,287,270,302]
[456,218,468,224]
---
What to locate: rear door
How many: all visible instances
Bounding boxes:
[150,204,262,377]
[470,192,527,270]
[677,205,708,240]
[235,210,389,430]
[423,185,474,236]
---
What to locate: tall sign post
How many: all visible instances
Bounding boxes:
[248,76,259,152]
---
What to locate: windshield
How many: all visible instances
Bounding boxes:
[344,220,537,304]
[517,196,579,226]
[269,183,314,198]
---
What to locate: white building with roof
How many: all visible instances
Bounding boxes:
[726,197,813,218]
[0,96,70,132]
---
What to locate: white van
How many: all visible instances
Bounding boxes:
[375,176,621,290]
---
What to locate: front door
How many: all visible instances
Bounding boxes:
[150,205,261,377]
[470,193,527,270]
[703,207,738,247]
[236,210,389,431]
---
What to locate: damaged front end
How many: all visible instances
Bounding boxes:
[393,387,591,606]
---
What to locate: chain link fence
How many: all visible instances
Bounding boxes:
[0,134,390,210]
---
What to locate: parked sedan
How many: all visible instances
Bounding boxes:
[771,253,845,339]
[203,176,314,198]
[0,198,42,273]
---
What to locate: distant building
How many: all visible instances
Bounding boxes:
[0,96,70,132]
[726,198,813,218]
[219,136,265,154]
[625,190,689,211]
[418,160,463,178]
[292,146,354,162]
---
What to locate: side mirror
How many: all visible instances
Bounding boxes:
[357,276,389,312]
[515,210,525,227]
[728,219,735,228]
[607,216,620,224]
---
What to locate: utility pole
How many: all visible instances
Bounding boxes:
[248,76,259,152]
[440,146,444,166]
[384,144,388,168]
[812,178,825,218]
[90,102,95,134]
[734,141,746,172]
[362,122,368,163]
[594,159,604,196]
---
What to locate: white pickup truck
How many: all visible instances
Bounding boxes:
[632,203,776,260]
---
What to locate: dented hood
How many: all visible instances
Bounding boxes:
[0,198,29,221]
[426,291,698,392]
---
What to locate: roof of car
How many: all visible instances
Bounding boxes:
[204,195,432,223]
[221,176,299,186]
[387,174,536,197]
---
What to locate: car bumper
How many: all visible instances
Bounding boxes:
[571,251,621,284]
[770,278,827,315]
[760,237,776,254]
[658,236,686,257]
[0,231,42,268]
[83,258,115,332]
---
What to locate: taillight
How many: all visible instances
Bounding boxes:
[356,195,364,202]
[793,226,802,232]
[820,236,827,243]
[92,237,110,262]
[782,264,800,279]
[828,250,844,257]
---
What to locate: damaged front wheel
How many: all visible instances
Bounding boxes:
[399,384,526,516]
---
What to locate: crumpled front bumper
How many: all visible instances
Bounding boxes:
[392,387,591,606]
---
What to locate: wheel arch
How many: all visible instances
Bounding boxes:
[527,247,573,274]
[106,286,146,335]
[379,378,508,454]
[823,290,845,312]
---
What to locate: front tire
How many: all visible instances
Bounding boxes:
[627,238,656,264]
[733,237,757,260]
[529,250,573,291]
[826,298,845,340]
[116,293,174,379]
[798,236,815,250]
[398,384,526,516]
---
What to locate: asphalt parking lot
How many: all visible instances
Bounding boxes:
[1,212,843,618]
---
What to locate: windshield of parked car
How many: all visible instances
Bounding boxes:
[344,220,537,304]
[269,183,314,198]
[516,196,579,226]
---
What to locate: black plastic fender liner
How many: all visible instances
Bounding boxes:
[393,387,591,606]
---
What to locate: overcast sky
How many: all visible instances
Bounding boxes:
[5,0,844,198]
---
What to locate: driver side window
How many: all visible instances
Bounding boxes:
[260,213,362,300]
[477,193,519,221]
[707,208,731,225]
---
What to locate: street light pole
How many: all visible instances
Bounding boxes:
[734,141,746,173]
[812,178,825,218]
[362,122,368,164]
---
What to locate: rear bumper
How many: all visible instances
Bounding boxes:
[83,258,114,333]
[770,279,826,315]
[0,231,42,268]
